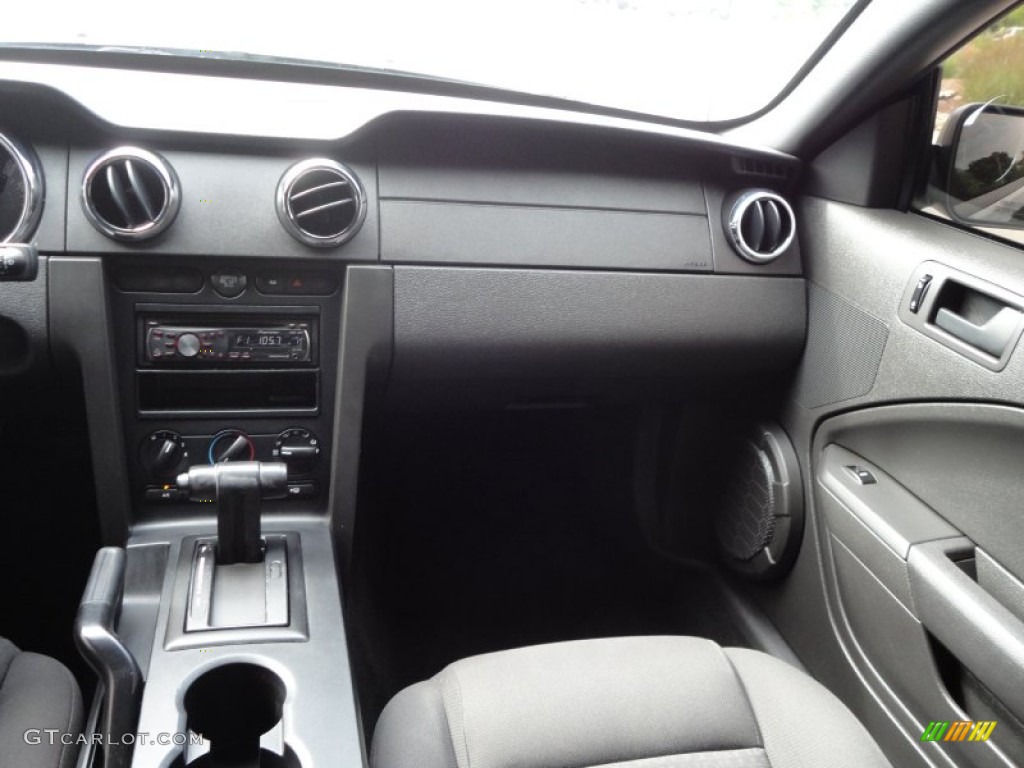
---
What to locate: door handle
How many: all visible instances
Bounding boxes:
[934,305,1022,358]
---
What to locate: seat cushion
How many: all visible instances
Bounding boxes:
[0,637,83,768]
[371,636,891,768]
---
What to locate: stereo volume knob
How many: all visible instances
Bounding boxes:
[176,333,200,358]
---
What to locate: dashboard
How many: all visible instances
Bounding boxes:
[0,59,808,543]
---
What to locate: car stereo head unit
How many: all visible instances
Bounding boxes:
[143,319,313,364]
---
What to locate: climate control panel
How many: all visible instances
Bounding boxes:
[138,427,323,504]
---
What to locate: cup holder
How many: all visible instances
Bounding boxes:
[173,663,300,768]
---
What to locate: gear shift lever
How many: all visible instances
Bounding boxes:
[177,461,288,564]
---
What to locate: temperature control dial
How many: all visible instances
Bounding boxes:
[140,430,189,480]
[272,428,321,475]
[208,429,256,464]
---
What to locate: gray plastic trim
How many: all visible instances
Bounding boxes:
[977,548,1024,628]
[128,518,364,768]
[811,405,1024,767]
[76,690,103,768]
[328,265,394,567]
[909,537,1024,720]
[164,533,308,650]
[32,143,69,253]
[819,444,960,560]
[814,403,1024,581]
[377,119,711,214]
[819,495,915,612]
[49,256,131,543]
[391,267,806,380]
[67,149,379,260]
[118,542,169,675]
[74,547,143,768]
[380,200,713,272]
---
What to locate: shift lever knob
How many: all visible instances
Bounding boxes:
[177,462,288,564]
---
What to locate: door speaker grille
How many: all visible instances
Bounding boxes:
[715,423,803,579]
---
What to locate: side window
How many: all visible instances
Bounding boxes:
[921,6,1024,246]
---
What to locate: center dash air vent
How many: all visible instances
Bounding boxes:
[82,148,180,242]
[276,158,366,248]
[724,189,795,264]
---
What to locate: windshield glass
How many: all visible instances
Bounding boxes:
[5,0,860,122]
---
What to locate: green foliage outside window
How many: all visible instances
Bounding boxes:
[946,6,1024,107]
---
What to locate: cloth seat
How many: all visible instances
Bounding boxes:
[371,636,890,768]
[0,637,83,768]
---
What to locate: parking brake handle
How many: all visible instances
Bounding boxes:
[75,547,143,768]
[177,462,288,565]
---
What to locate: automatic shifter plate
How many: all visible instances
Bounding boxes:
[185,536,289,632]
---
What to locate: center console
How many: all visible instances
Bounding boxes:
[108,258,342,523]
[81,515,363,768]
[65,256,386,768]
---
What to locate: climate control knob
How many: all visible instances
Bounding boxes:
[207,429,255,464]
[140,430,189,480]
[272,428,320,475]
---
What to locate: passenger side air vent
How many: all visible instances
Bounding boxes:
[276,159,366,248]
[724,189,795,264]
[0,131,44,244]
[82,148,180,241]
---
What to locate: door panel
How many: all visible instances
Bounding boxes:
[759,197,1024,767]
[815,407,1024,767]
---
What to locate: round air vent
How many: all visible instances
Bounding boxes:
[0,132,44,244]
[276,158,366,248]
[724,189,795,264]
[82,147,180,241]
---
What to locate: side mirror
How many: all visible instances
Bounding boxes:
[937,101,1024,229]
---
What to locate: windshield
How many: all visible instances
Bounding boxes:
[5,0,860,122]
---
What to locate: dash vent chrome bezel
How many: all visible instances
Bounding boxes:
[0,131,45,244]
[725,189,796,265]
[276,158,367,248]
[82,147,181,242]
